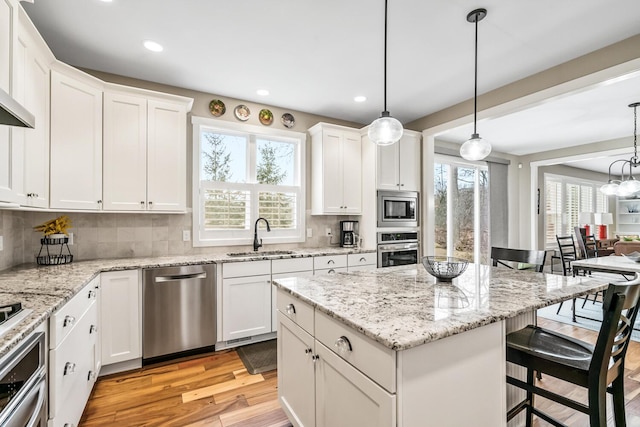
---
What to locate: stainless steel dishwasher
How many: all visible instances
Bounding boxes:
[142,264,216,362]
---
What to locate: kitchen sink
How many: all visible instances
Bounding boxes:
[227,250,295,257]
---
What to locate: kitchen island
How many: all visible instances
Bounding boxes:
[273,264,613,427]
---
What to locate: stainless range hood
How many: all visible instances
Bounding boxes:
[0,87,34,128]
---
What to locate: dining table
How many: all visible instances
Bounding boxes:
[571,254,640,278]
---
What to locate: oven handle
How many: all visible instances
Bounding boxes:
[378,243,419,251]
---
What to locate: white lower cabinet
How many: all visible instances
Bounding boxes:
[277,290,396,427]
[222,261,272,342]
[100,270,141,368]
[49,277,100,427]
[347,252,377,272]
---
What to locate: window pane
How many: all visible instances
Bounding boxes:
[454,166,475,262]
[256,139,295,186]
[478,169,489,264]
[203,189,250,230]
[201,131,247,183]
[434,163,448,257]
[258,191,297,229]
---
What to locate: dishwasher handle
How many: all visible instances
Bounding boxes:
[155,272,207,282]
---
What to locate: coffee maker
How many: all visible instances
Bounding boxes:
[340,220,358,248]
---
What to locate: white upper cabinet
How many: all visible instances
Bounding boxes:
[377,130,421,192]
[12,9,54,208]
[310,123,362,215]
[103,88,191,212]
[50,65,103,210]
[0,0,14,203]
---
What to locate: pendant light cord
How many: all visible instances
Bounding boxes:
[633,104,638,164]
[383,0,388,113]
[473,14,478,135]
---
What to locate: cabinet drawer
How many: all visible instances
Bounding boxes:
[314,255,347,270]
[50,277,99,349]
[223,260,271,278]
[277,288,314,334]
[50,300,98,416]
[314,267,347,276]
[272,257,314,274]
[348,252,376,267]
[315,310,396,393]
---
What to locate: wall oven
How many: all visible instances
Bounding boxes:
[0,330,47,427]
[377,231,419,268]
[377,191,419,228]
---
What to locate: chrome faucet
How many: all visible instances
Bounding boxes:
[253,217,271,251]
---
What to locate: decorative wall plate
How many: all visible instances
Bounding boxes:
[209,99,226,117]
[259,109,273,125]
[234,104,251,121]
[281,113,295,128]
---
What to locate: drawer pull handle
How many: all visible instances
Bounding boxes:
[63,315,75,327]
[328,269,336,275]
[90,325,98,334]
[286,304,296,315]
[64,362,76,375]
[327,259,335,265]
[359,257,366,262]
[305,348,313,354]
[335,336,353,355]
[88,290,96,299]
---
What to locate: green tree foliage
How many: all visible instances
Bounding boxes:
[202,132,231,181]
[257,142,287,185]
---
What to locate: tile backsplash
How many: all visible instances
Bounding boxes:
[0,210,357,269]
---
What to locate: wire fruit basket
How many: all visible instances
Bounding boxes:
[421,256,468,282]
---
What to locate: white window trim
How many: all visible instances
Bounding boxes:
[191,116,306,247]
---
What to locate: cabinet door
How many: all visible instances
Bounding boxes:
[277,313,316,427]
[376,143,400,191]
[342,131,362,214]
[103,92,147,210]
[315,342,395,427]
[21,45,49,207]
[399,133,420,191]
[0,0,10,94]
[101,270,141,365]
[147,99,187,211]
[50,69,103,210]
[222,274,272,341]
[321,130,344,213]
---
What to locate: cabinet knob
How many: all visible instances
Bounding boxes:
[97,200,102,204]
[140,201,145,205]
[400,183,405,187]
[285,303,296,316]
[88,289,96,299]
[305,348,313,354]
[64,362,76,375]
[63,315,75,327]
[89,324,98,334]
[335,336,353,355]
[88,371,97,381]
[148,201,153,205]
[312,354,320,363]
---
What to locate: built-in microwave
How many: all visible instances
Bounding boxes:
[377,191,419,228]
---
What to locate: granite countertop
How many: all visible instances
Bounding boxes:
[272,264,612,351]
[0,246,375,359]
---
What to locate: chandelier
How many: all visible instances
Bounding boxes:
[601,102,640,197]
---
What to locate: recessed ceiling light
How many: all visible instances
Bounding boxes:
[143,40,163,52]
[256,89,269,96]
[354,96,367,103]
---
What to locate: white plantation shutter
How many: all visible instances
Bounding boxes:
[258,190,297,229]
[545,180,562,246]
[203,188,250,230]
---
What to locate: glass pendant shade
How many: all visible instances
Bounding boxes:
[600,181,620,196]
[368,112,403,146]
[460,133,491,161]
[617,178,640,197]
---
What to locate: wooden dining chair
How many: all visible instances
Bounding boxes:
[490,247,546,272]
[506,274,640,426]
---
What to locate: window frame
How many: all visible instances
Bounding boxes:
[543,173,609,249]
[191,116,306,247]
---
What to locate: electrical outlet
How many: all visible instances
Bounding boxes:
[183,230,191,241]
[307,228,313,238]
[68,233,74,245]
[325,228,332,236]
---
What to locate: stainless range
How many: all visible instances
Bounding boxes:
[377,231,419,267]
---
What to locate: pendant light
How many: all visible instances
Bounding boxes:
[368,0,403,146]
[601,102,640,196]
[460,8,491,161]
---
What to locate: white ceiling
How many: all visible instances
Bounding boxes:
[22,0,640,160]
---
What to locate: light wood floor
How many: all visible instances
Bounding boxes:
[80,319,640,426]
